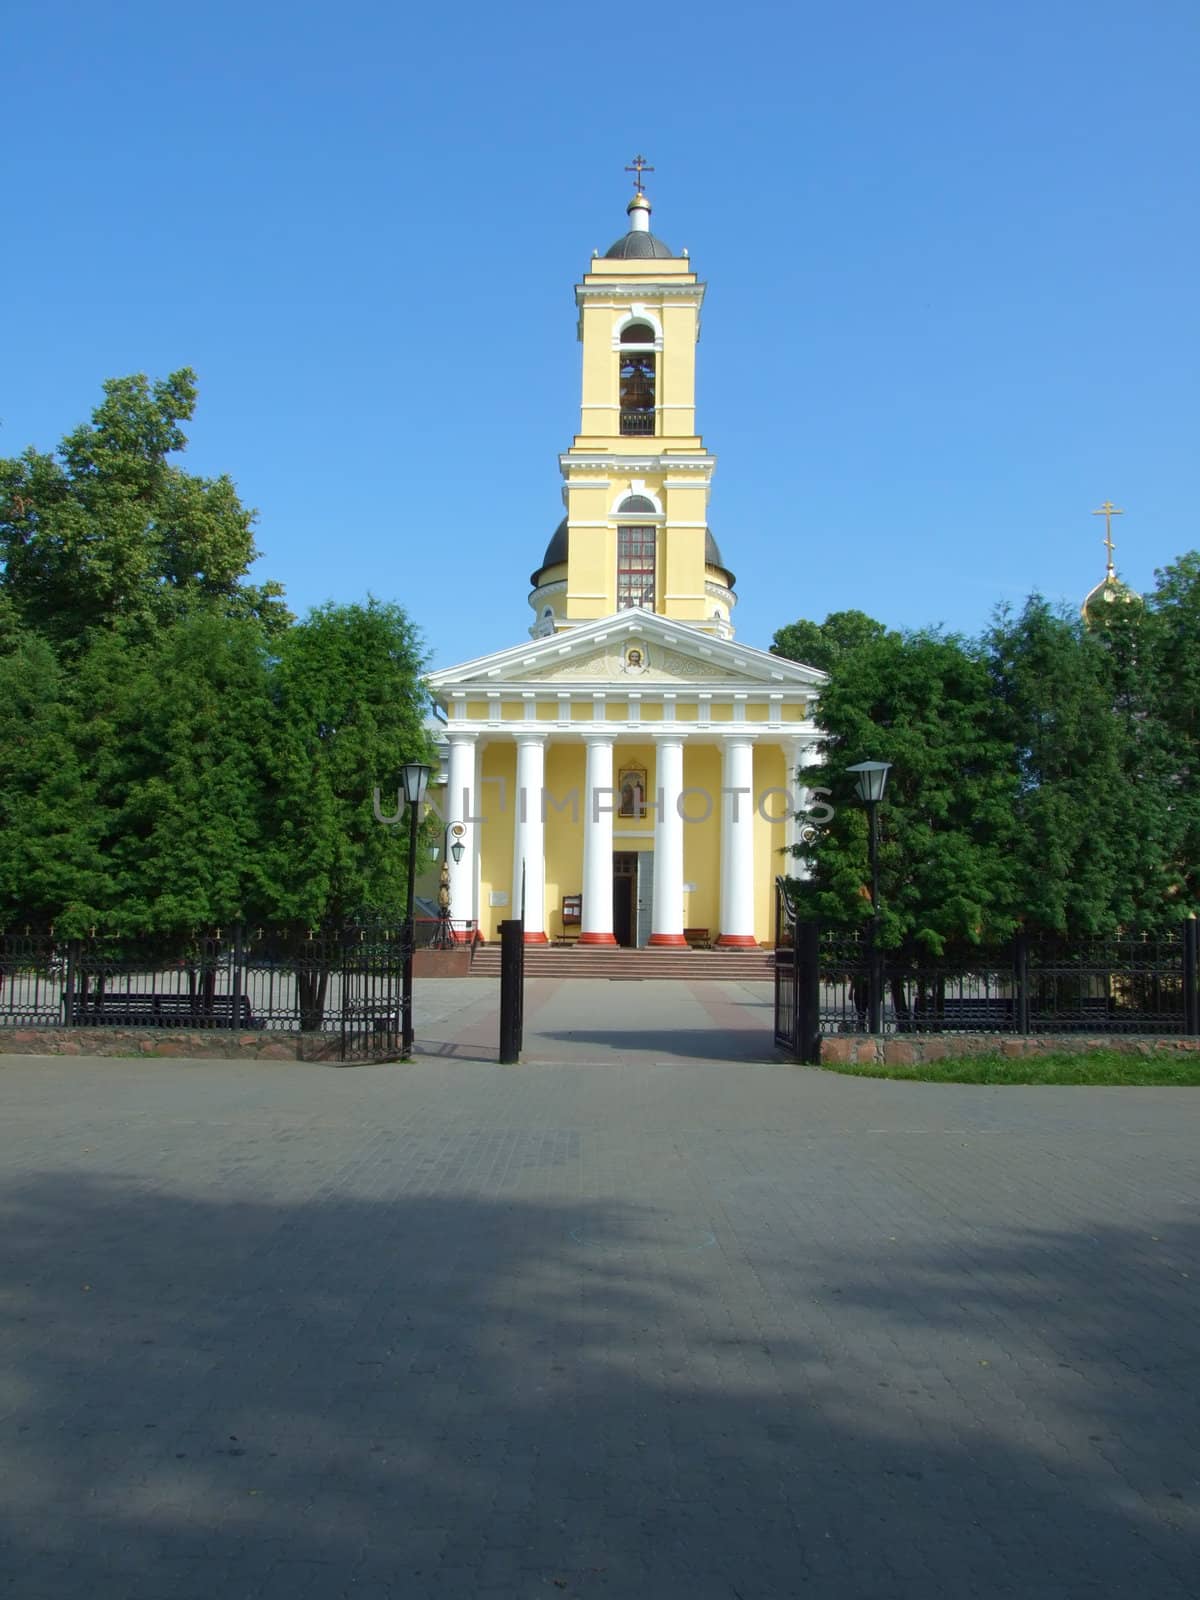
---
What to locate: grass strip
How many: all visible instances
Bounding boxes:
[820,1049,1200,1086]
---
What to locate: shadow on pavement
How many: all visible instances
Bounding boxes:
[0,1173,1196,1598]
[533,1027,774,1063]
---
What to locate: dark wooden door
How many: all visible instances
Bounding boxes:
[613,853,637,947]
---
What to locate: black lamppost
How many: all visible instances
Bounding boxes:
[400,761,432,1057]
[847,760,892,1034]
[432,822,467,950]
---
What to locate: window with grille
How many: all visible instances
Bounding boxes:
[617,526,656,610]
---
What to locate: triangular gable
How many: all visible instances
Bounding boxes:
[427,612,826,693]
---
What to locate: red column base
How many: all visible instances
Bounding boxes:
[647,933,689,947]
[715,934,760,948]
[578,932,618,946]
[523,931,549,945]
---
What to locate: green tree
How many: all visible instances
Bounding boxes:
[0,369,289,651]
[0,605,102,932]
[59,610,276,938]
[771,609,892,673]
[793,628,1020,954]
[984,598,1134,935]
[263,599,436,929]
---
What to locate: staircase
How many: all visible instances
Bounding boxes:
[468,944,776,981]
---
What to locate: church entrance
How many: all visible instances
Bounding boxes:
[613,853,638,947]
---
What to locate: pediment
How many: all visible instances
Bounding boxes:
[428,613,825,693]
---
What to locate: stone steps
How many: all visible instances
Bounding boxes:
[467,945,776,981]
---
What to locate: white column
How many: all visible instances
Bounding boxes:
[718,737,757,947]
[512,734,548,943]
[581,735,617,945]
[650,736,686,946]
[445,733,477,939]
[788,739,825,883]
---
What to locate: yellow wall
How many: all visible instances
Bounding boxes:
[753,744,791,945]
[681,744,721,935]
[477,742,516,940]
[543,743,586,941]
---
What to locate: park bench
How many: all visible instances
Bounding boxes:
[913,996,1015,1031]
[67,991,262,1029]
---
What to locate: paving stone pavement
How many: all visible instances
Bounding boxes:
[0,976,1197,1598]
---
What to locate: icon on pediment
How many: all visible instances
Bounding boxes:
[621,643,649,675]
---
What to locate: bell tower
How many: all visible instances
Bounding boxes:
[528,162,736,639]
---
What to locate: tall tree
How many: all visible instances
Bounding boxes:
[791,628,1020,954]
[984,598,1133,935]
[263,599,437,929]
[771,609,892,674]
[0,369,289,650]
[59,610,276,938]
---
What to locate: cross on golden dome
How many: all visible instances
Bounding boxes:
[1092,499,1124,576]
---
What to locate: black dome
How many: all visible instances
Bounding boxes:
[534,519,734,587]
[706,527,734,587]
[604,230,674,260]
[531,517,568,586]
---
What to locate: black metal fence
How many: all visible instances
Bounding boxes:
[0,923,448,1063]
[774,879,1200,1062]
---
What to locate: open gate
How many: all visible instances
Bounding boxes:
[339,924,406,1063]
[773,878,820,1064]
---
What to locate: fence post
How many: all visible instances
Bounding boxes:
[796,919,821,1065]
[498,919,524,1064]
[231,923,244,1032]
[1013,929,1030,1034]
[64,939,79,1028]
[1184,917,1199,1038]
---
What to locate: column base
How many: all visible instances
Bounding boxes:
[523,931,549,945]
[715,934,760,948]
[578,932,618,946]
[648,933,688,947]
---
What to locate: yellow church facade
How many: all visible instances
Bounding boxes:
[427,177,825,947]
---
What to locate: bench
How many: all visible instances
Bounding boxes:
[684,928,711,950]
[67,992,262,1029]
[912,996,1014,1031]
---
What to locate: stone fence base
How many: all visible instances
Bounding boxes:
[821,1033,1200,1066]
[0,1028,342,1062]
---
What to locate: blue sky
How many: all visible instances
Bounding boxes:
[5,0,1197,668]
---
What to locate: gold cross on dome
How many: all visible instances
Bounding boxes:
[625,154,654,193]
[1092,500,1124,573]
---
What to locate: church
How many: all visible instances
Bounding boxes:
[427,169,825,948]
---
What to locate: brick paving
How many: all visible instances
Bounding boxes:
[0,976,1197,1598]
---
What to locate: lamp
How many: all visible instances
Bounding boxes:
[400,762,431,807]
[400,762,433,1055]
[846,760,891,806]
[846,760,892,1034]
[433,821,468,949]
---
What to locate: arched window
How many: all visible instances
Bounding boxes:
[617,494,656,515]
[620,324,656,436]
[617,526,655,610]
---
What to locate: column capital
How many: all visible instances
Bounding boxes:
[649,730,689,744]
[446,729,479,746]
[513,728,551,745]
[582,729,615,746]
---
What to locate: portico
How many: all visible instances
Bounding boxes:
[427,613,823,946]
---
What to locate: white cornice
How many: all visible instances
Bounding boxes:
[561,454,714,474]
[576,283,706,304]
